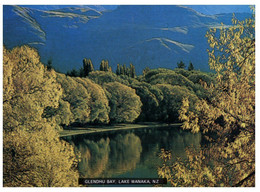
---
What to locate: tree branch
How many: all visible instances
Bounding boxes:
[233,170,255,187]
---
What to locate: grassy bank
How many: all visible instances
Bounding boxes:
[59,123,182,137]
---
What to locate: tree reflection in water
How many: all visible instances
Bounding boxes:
[74,133,142,177]
[67,127,201,178]
[106,133,142,176]
[77,138,110,177]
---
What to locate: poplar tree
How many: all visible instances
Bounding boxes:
[100,60,105,71]
[188,62,194,71]
[116,64,120,75]
[83,58,94,76]
[130,63,136,78]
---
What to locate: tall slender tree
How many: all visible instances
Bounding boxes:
[188,62,194,71]
[116,64,120,75]
[83,58,94,76]
[100,60,105,71]
[130,63,136,78]
[120,65,124,75]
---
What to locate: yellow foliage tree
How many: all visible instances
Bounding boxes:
[158,12,255,187]
[104,82,142,123]
[55,73,91,124]
[75,77,110,124]
[3,45,79,186]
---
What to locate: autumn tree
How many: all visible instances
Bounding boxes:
[104,82,142,123]
[56,73,91,124]
[3,45,79,186]
[158,12,255,187]
[75,78,110,124]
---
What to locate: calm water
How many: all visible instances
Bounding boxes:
[64,126,201,184]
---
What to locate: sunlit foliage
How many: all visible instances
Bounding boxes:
[56,73,91,124]
[75,78,110,124]
[88,71,129,86]
[4,128,79,187]
[3,45,62,132]
[158,13,255,187]
[104,82,142,123]
[3,45,78,186]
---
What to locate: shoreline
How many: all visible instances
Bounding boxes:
[59,123,182,137]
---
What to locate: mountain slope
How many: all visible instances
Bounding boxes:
[3,5,251,74]
[185,5,252,15]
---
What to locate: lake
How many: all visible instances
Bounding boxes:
[63,125,201,186]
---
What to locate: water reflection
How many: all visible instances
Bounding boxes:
[105,133,142,176]
[77,138,110,177]
[65,126,201,178]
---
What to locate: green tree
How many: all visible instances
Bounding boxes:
[130,81,163,121]
[156,84,198,122]
[47,59,53,71]
[120,65,124,75]
[177,60,186,69]
[83,58,94,76]
[88,71,129,86]
[130,63,136,78]
[188,62,194,71]
[66,69,79,77]
[116,64,120,75]
[105,60,109,71]
[100,60,111,72]
[79,67,84,77]
[100,60,105,71]
[142,67,150,76]
[123,64,127,75]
